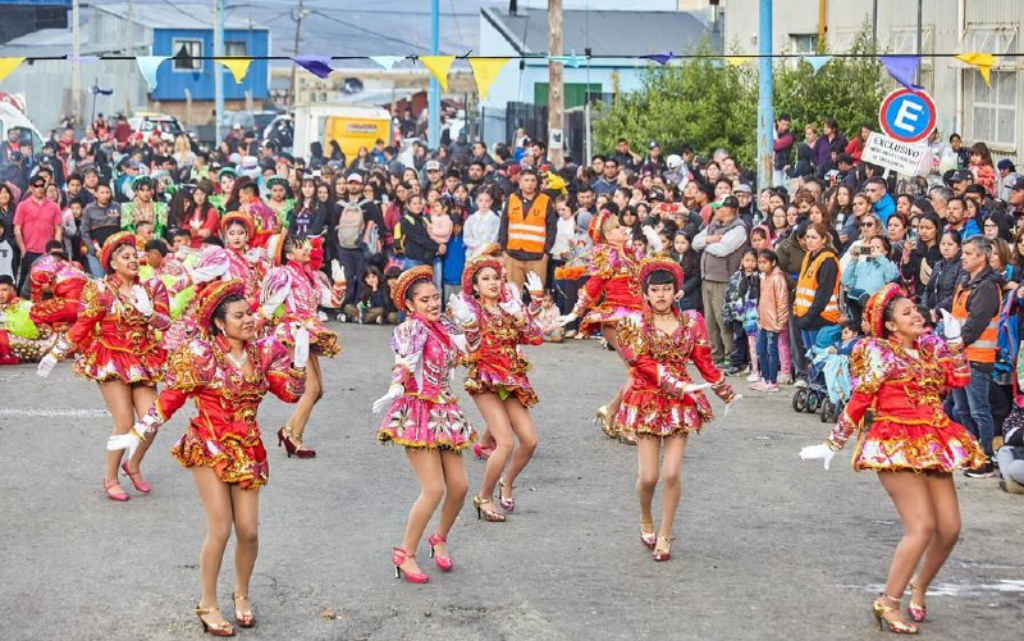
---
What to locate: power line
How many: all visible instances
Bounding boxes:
[308,10,430,52]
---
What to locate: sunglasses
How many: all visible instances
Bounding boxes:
[860,222,875,228]
[31,183,45,189]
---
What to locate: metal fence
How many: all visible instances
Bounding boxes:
[478,97,612,164]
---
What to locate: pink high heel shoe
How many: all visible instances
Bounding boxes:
[392,547,429,584]
[428,533,453,572]
[103,479,129,502]
[498,478,515,512]
[639,518,657,549]
[907,582,927,623]
[121,461,152,494]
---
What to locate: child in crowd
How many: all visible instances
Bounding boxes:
[442,213,466,303]
[752,249,788,392]
[724,248,760,379]
[535,290,565,343]
[671,231,702,312]
[548,196,576,300]
[463,190,500,260]
[969,142,997,197]
[345,265,389,324]
[427,198,453,292]
[382,266,402,325]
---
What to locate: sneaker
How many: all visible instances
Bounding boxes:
[964,463,997,479]
[336,313,348,323]
[793,378,808,389]
[1000,477,1024,494]
[317,311,328,322]
[724,366,743,376]
[746,371,761,382]
[762,382,780,393]
[778,372,793,385]
[749,381,768,391]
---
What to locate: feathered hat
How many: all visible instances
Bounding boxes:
[220,210,256,238]
[588,208,616,245]
[638,255,683,291]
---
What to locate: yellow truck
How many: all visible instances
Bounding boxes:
[292,105,393,161]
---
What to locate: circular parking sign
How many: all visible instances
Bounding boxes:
[878,88,937,143]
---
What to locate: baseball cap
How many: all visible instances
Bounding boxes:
[666,154,682,169]
[648,141,660,150]
[720,195,739,209]
[734,183,753,194]
[425,160,441,171]
[346,172,363,183]
[951,169,972,183]
[1010,176,1024,191]
[997,158,1016,171]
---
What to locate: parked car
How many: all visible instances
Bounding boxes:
[226,110,282,134]
[129,112,185,142]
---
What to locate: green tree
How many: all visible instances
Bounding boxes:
[594,28,886,170]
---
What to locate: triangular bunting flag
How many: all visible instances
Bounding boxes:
[136,56,169,93]
[879,56,922,91]
[805,55,831,74]
[419,55,456,91]
[724,56,752,67]
[955,52,997,87]
[217,58,253,84]
[0,58,26,83]
[468,58,510,100]
[293,55,333,79]
[639,51,676,66]
[548,50,584,68]
[370,56,405,71]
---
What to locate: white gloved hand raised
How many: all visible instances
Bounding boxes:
[132,284,154,317]
[724,393,742,418]
[292,324,310,369]
[799,443,837,471]
[939,309,962,342]
[447,294,475,325]
[331,260,346,284]
[499,297,524,317]
[36,352,58,378]
[372,385,404,413]
[556,312,578,327]
[525,271,544,298]
[641,225,663,252]
[107,430,143,459]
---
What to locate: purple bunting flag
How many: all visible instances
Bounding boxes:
[879,56,922,92]
[293,55,333,79]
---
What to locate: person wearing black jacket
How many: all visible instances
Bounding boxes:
[337,172,387,268]
[289,177,330,241]
[398,194,438,267]
[922,229,964,322]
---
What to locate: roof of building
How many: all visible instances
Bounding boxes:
[93,3,269,32]
[0,27,146,57]
[481,7,720,57]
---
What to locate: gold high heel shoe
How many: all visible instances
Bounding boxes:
[232,592,255,628]
[639,517,657,549]
[472,495,507,522]
[652,535,675,562]
[595,406,618,439]
[907,582,927,623]
[195,605,236,637]
[872,594,919,635]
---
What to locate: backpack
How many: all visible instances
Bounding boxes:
[362,219,381,258]
[336,205,364,249]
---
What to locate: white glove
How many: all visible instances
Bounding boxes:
[724,393,742,418]
[641,226,662,252]
[106,431,143,459]
[525,272,544,298]
[939,309,962,342]
[681,382,711,394]
[36,353,58,378]
[556,313,578,327]
[448,294,475,325]
[292,324,310,369]
[331,260,346,284]
[188,251,229,284]
[131,285,153,318]
[799,444,837,471]
[0,312,7,325]
[372,384,404,413]
[499,297,524,317]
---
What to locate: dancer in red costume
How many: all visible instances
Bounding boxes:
[220,211,269,311]
[449,252,543,522]
[372,265,476,584]
[37,232,171,501]
[616,256,739,562]
[261,233,345,457]
[0,274,55,364]
[28,244,89,330]
[557,207,661,443]
[108,280,308,635]
[800,284,988,635]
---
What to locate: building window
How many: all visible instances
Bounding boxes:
[225,41,247,57]
[969,70,1017,148]
[172,39,203,71]
[789,34,818,55]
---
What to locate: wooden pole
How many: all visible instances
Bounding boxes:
[547,0,564,168]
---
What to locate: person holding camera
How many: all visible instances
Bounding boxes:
[842,235,899,332]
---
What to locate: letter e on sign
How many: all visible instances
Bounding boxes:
[879,88,937,144]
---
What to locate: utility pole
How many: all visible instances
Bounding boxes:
[72,0,81,124]
[290,0,308,107]
[915,0,924,85]
[214,0,225,143]
[428,0,440,149]
[547,0,564,168]
[125,0,135,115]
[756,0,774,189]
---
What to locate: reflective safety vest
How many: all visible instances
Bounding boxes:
[952,281,998,363]
[506,192,550,254]
[794,250,841,323]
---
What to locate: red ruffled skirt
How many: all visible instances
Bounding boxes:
[580,302,642,337]
[851,418,988,473]
[74,341,165,385]
[465,364,538,408]
[617,388,714,437]
[171,419,269,491]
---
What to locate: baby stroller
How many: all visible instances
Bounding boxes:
[791,326,845,416]
[814,347,852,423]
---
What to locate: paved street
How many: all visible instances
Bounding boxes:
[1,325,1021,641]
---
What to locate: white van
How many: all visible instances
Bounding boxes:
[0,102,44,153]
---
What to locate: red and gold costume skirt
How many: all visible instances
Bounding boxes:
[616,388,714,437]
[377,396,476,451]
[465,363,538,408]
[851,417,988,473]
[171,419,269,490]
[74,340,165,385]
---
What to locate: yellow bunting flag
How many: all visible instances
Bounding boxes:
[419,55,456,91]
[724,56,752,67]
[217,58,254,84]
[955,52,997,87]
[0,57,26,83]
[468,58,510,100]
